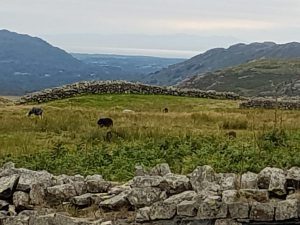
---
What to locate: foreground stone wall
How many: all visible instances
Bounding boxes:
[1,162,300,224]
[240,98,300,110]
[18,81,240,104]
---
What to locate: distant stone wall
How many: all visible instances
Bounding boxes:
[18,80,241,104]
[1,162,300,224]
[240,98,300,110]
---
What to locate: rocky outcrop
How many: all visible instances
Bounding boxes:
[18,81,241,104]
[2,162,300,224]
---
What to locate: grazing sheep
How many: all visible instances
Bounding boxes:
[227,131,237,139]
[27,107,43,118]
[163,107,169,113]
[97,117,113,128]
[122,109,135,113]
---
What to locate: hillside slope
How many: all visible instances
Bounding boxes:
[146,42,300,86]
[178,59,300,97]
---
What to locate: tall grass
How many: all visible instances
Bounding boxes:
[0,94,300,180]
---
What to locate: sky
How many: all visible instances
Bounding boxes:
[1,0,300,58]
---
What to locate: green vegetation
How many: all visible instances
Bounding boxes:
[179,59,300,96]
[0,94,300,181]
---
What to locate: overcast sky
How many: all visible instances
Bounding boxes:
[1,0,300,57]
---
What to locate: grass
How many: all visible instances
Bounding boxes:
[0,94,300,181]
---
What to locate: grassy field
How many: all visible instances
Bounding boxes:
[0,94,300,181]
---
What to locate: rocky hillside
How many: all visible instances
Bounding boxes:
[178,59,300,97]
[146,42,300,86]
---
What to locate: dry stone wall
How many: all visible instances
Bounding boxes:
[18,81,240,104]
[240,98,300,110]
[1,162,300,224]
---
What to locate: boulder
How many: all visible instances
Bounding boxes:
[149,163,171,176]
[161,174,191,194]
[136,207,151,222]
[197,195,227,219]
[135,165,146,177]
[241,172,258,189]
[86,180,111,193]
[46,184,77,204]
[177,200,197,217]
[222,190,238,204]
[127,187,167,208]
[131,176,164,188]
[228,202,249,219]
[249,202,275,221]
[149,201,177,220]
[286,167,300,189]
[0,174,19,199]
[29,183,47,206]
[108,185,131,195]
[275,199,298,221]
[257,167,286,196]
[164,191,197,205]
[0,200,9,211]
[13,191,31,210]
[238,189,269,203]
[99,190,131,209]
[16,169,54,192]
[189,165,218,193]
[217,173,238,191]
[71,193,93,208]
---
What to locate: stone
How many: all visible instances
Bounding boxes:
[86,180,111,193]
[249,202,275,221]
[0,200,9,211]
[149,163,171,176]
[222,190,238,204]
[71,193,93,208]
[135,165,146,177]
[241,172,258,189]
[13,191,31,210]
[275,199,298,221]
[228,202,249,219]
[177,200,197,217]
[29,183,47,206]
[131,176,164,188]
[257,167,287,196]
[16,168,54,192]
[149,201,177,220]
[238,189,269,203]
[90,193,115,205]
[99,190,131,209]
[286,167,300,189]
[161,174,191,194]
[108,185,131,195]
[217,173,237,191]
[8,205,17,216]
[215,219,242,225]
[189,165,218,193]
[73,181,87,195]
[164,191,197,205]
[136,207,151,222]
[127,187,167,208]
[197,196,227,219]
[0,174,19,199]
[46,184,77,204]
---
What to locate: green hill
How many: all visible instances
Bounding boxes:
[179,59,300,96]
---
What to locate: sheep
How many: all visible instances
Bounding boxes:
[97,117,113,128]
[122,109,135,113]
[27,107,43,118]
[163,107,169,113]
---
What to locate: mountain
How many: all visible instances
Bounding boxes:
[72,53,185,81]
[178,59,300,97]
[0,29,90,95]
[145,42,300,86]
[0,30,184,95]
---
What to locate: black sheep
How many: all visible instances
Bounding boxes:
[27,107,43,118]
[97,117,113,128]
